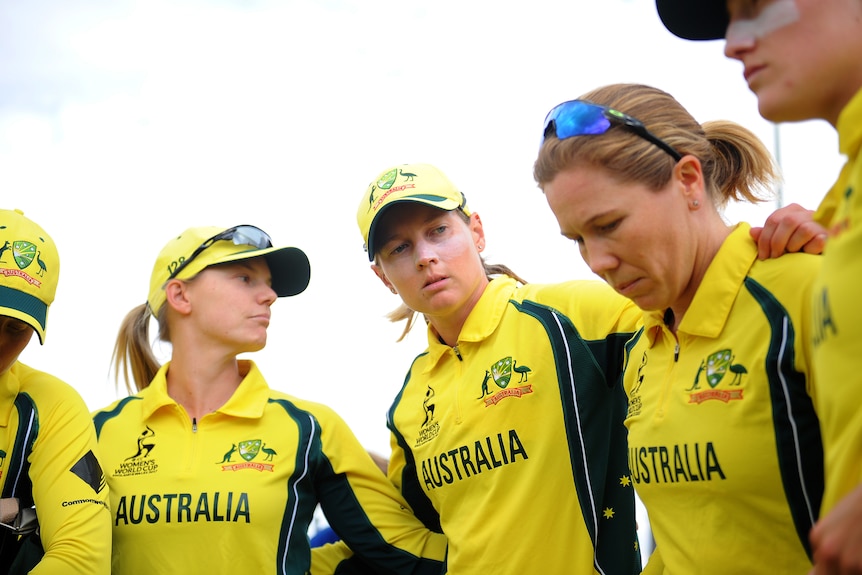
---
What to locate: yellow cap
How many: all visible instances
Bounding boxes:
[147,225,310,315]
[356,163,470,261]
[0,209,59,344]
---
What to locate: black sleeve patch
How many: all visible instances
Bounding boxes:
[70,450,106,494]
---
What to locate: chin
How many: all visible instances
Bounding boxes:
[756,91,809,124]
[629,294,665,313]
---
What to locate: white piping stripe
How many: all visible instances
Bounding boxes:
[776,316,816,524]
[9,405,36,496]
[280,413,316,574]
[551,312,607,575]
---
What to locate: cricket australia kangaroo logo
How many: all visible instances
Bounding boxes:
[219,439,277,472]
[688,348,747,404]
[478,356,533,407]
[0,230,51,286]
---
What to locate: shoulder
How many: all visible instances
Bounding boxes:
[509,280,638,334]
[13,362,89,411]
[265,390,347,425]
[749,252,821,289]
[514,279,627,307]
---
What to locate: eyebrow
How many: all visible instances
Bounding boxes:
[377,210,451,248]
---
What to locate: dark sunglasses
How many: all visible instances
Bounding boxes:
[542,99,683,162]
[168,224,273,280]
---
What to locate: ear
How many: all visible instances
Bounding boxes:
[164,279,193,315]
[371,264,398,294]
[673,155,706,207]
[468,212,486,252]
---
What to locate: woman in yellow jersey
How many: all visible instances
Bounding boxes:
[534,83,825,574]
[317,162,645,574]
[92,224,446,574]
[654,2,862,571]
[0,209,111,574]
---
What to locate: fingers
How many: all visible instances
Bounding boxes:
[756,203,826,259]
[810,486,862,574]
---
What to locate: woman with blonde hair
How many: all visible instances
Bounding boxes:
[92,224,446,574]
[535,82,824,574]
[320,162,646,574]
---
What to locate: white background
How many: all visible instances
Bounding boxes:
[2,1,843,555]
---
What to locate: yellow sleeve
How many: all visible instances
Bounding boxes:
[310,406,446,575]
[24,374,111,574]
[310,541,356,575]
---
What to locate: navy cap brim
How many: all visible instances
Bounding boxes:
[656,0,728,41]
[263,247,311,297]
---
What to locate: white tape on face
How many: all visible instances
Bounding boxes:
[725,0,800,43]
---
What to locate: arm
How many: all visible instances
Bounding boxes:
[310,409,446,575]
[750,203,827,259]
[809,484,862,574]
[26,378,111,574]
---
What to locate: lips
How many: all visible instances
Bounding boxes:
[423,274,448,289]
[612,277,641,297]
[743,63,766,84]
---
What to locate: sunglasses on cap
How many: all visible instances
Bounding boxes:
[542,100,683,162]
[168,225,273,280]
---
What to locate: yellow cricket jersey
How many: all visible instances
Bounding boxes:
[0,362,111,574]
[380,277,642,574]
[811,87,862,516]
[92,360,446,575]
[623,224,823,574]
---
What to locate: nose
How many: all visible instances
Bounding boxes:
[581,240,618,277]
[724,21,756,61]
[414,239,439,269]
[260,283,278,305]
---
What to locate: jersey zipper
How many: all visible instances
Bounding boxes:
[452,344,464,425]
[656,327,680,419]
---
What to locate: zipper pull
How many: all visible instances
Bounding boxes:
[453,345,463,361]
[192,417,198,432]
[674,342,680,362]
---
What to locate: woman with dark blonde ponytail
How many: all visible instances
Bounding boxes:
[536,82,825,574]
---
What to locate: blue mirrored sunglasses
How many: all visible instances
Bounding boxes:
[542,99,683,162]
[168,224,273,280]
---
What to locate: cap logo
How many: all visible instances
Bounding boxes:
[0,239,45,287]
[377,168,399,190]
[372,184,418,212]
[367,167,424,213]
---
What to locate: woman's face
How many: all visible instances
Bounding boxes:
[0,316,34,376]
[182,258,278,354]
[543,164,697,312]
[371,203,488,325]
[724,0,862,125]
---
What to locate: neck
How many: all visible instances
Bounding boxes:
[669,220,732,332]
[427,277,490,347]
[166,354,245,420]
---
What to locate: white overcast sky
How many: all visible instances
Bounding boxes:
[3,0,843,457]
